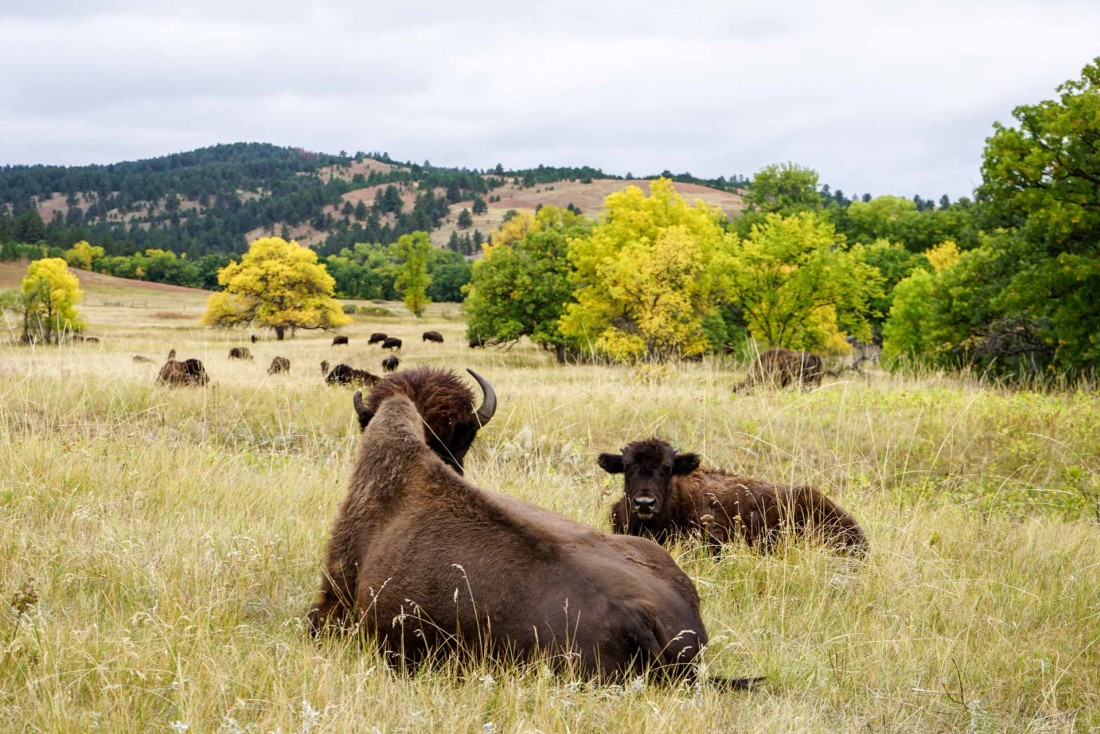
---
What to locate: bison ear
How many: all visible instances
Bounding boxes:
[672,453,700,475]
[597,453,624,474]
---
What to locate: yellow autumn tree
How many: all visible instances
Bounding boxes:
[202,237,350,340]
[20,258,85,344]
[62,240,105,270]
[559,179,735,361]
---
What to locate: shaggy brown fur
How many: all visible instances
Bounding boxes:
[422,330,444,343]
[381,355,400,373]
[353,366,496,474]
[325,363,380,388]
[368,332,387,344]
[228,347,253,361]
[601,439,867,555]
[332,335,349,346]
[734,348,824,391]
[133,355,155,364]
[308,394,758,687]
[381,337,402,351]
[268,356,291,375]
[157,350,209,387]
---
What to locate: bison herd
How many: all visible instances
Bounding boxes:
[307,364,869,689]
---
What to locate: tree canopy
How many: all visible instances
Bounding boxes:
[17,258,85,344]
[201,237,349,339]
[391,232,432,317]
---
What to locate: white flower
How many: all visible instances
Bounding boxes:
[170,722,189,734]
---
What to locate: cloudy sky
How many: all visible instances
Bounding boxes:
[2,0,1098,199]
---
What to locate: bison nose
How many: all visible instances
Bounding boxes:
[632,496,657,512]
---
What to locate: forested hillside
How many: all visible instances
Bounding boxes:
[0,143,745,258]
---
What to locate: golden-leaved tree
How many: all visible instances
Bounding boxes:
[559,179,736,362]
[201,237,349,340]
[19,258,86,344]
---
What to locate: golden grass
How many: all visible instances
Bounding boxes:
[0,292,1097,732]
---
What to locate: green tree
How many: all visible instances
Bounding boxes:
[463,206,592,361]
[62,240,105,270]
[426,248,472,303]
[726,212,883,353]
[457,208,473,229]
[742,163,822,216]
[201,237,350,340]
[18,258,85,344]
[560,179,735,361]
[391,232,432,317]
[472,197,487,216]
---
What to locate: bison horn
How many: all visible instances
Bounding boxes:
[467,368,497,427]
[353,389,368,420]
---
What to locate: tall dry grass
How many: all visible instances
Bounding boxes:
[0,295,1097,732]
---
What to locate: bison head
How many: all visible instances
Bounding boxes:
[353,366,496,474]
[598,439,699,524]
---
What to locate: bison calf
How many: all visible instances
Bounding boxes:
[309,387,757,687]
[735,348,824,392]
[600,438,867,555]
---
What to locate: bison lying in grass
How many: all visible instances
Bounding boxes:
[308,369,758,688]
[323,362,379,388]
[734,348,824,391]
[599,438,867,555]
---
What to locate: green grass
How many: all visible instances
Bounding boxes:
[0,292,1097,732]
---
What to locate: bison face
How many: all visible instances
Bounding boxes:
[599,440,700,523]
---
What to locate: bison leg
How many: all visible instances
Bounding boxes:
[306,564,357,635]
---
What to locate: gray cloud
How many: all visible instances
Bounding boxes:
[1,0,1098,199]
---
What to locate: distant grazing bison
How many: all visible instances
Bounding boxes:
[381,337,402,351]
[422,331,444,343]
[381,355,400,373]
[250,334,259,343]
[468,335,486,348]
[600,439,867,555]
[307,375,758,688]
[268,356,291,375]
[734,348,824,392]
[157,349,209,387]
[228,347,253,361]
[332,335,349,346]
[324,363,380,388]
[368,332,388,345]
[132,355,155,365]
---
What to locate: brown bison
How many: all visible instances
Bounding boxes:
[368,332,388,345]
[308,390,759,688]
[381,337,402,351]
[157,350,209,387]
[468,334,486,348]
[381,354,400,373]
[734,348,824,392]
[250,334,259,343]
[268,356,291,375]
[422,330,444,343]
[228,346,253,361]
[132,355,155,364]
[599,439,867,555]
[324,363,380,388]
[350,366,496,474]
[332,335,349,346]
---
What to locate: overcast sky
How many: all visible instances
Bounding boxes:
[2,0,1098,199]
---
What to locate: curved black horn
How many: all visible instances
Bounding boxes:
[467,368,497,427]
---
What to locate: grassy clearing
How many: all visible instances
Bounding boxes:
[1,291,1098,732]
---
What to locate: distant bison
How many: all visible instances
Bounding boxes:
[268,356,291,375]
[381,337,402,351]
[600,438,867,555]
[422,331,444,343]
[132,355,155,365]
[368,332,388,345]
[332,335,349,346]
[228,347,253,361]
[325,363,380,388]
[157,349,209,387]
[381,355,400,373]
[734,348,824,392]
[468,335,486,348]
[250,334,259,343]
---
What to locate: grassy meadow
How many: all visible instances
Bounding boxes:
[1,281,1098,733]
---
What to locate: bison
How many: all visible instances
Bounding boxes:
[381,354,400,373]
[132,355,155,364]
[422,330,444,343]
[324,363,380,388]
[381,337,402,351]
[368,332,388,345]
[157,350,209,387]
[599,438,867,555]
[350,366,495,475]
[468,335,486,348]
[734,348,824,392]
[228,346,253,361]
[268,356,291,375]
[307,389,759,688]
[250,334,259,343]
[332,335,349,346]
